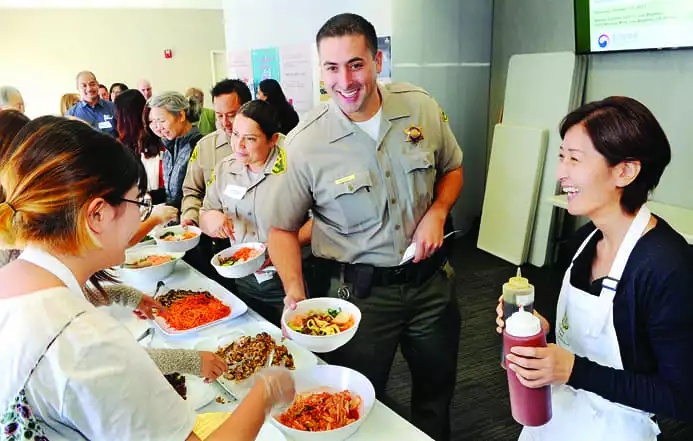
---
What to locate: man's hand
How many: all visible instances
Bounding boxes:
[181,218,197,227]
[411,204,447,263]
[152,204,178,225]
[200,210,235,240]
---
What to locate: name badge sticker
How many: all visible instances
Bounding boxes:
[224,184,248,200]
[98,121,113,130]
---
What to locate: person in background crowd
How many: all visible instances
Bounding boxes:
[0,109,30,224]
[186,87,217,136]
[496,97,693,440]
[264,13,463,441]
[0,86,25,113]
[138,79,153,100]
[0,118,294,440]
[257,79,299,134]
[114,89,165,201]
[59,93,80,116]
[200,101,311,325]
[98,84,110,101]
[110,82,128,102]
[147,91,202,212]
[66,70,118,137]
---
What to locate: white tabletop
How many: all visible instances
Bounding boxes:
[109,261,432,441]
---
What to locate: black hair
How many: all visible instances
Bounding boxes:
[211,79,252,104]
[109,82,129,95]
[316,13,378,57]
[559,96,671,214]
[237,100,279,139]
[258,79,299,134]
[99,84,107,90]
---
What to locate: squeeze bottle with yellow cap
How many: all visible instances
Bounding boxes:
[501,268,534,367]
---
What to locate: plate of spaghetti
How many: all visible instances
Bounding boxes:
[270,365,375,441]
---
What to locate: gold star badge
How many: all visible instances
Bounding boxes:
[404,125,424,145]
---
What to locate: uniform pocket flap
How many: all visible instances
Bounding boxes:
[401,151,435,173]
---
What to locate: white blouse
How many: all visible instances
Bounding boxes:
[0,287,196,440]
[141,154,162,192]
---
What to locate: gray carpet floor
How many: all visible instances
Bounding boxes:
[383,230,693,440]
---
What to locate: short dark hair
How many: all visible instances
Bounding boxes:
[211,79,252,104]
[237,100,279,139]
[99,84,107,90]
[559,96,671,214]
[109,82,128,94]
[316,13,378,57]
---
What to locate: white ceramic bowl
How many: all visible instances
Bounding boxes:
[211,242,266,279]
[270,365,375,441]
[154,225,201,253]
[119,245,184,286]
[282,298,361,353]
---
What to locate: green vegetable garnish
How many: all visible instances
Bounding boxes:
[160,231,175,239]
[328,308,341,318]
[141,235,153,242]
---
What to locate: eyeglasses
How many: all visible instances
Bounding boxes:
[120,195,153,222]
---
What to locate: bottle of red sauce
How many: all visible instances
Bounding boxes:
[503,307,552,427]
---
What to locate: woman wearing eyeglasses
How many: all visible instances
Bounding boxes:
[0,118,294,440]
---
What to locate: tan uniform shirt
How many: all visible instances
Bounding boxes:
[202,145,285,244]
[181,129,233,224]
[263,82,463,267]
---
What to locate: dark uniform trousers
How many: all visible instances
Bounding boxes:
[321,258,460,441]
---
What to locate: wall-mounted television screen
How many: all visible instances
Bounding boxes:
[575,0,693,54]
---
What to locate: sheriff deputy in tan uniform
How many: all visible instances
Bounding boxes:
[180,79,251,278]
[200,100,311,325]
[262,14,463,441]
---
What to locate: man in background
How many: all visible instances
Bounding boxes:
[0,86,25,113]
[66,71,117,137]
[98,84,110,101]
[138,79,153,100]
[185,87,216,136]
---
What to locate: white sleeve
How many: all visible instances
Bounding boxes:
[59,318,196,440]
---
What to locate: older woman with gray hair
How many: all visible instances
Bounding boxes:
[0,86,24,113]
[147,91,202,211]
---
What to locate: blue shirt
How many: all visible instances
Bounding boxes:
[566,218,693,421]
[65,99,117,138]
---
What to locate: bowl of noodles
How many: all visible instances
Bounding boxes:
[282,298,361,353]
[211,242,266,279]
[270,365,375,441]
[119,245,184,285]
[154,225,201,253]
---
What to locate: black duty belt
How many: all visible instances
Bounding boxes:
[318,249,447,288]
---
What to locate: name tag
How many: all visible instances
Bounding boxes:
[224,184,248,200]
[335,174,356,185]
[104,114,114,121]
[98,121,113,130]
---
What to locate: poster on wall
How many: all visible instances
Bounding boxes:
[279,45,314,113]
[377,36,392,82]
[226,50,253,90]
[251,47,281,96]
[319,81,330,102]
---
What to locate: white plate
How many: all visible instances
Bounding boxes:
[184,375,217,411]
[215,324,318,399]
[151,283,248,337]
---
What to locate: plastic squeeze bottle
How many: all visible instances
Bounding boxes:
[503,307,552,427]
[501,268,535,368]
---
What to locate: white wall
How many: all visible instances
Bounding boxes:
[0,7,225,117]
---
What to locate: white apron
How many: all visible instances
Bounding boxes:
[520,206,660,441]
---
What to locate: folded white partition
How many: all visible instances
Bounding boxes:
[478,124,548,265]
[500,52,587,266]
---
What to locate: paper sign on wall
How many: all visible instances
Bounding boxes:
[251,47,280,96]
[279,45,314,113]
[227,50,253,91]
[378,36,392,81]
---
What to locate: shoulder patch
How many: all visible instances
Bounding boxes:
[206,169,215,187]
[272,146,287,175]
[440,108,449,123]
[189,146,199,164]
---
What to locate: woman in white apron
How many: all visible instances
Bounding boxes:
[0,118,294,440]
[496,96,693,440]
